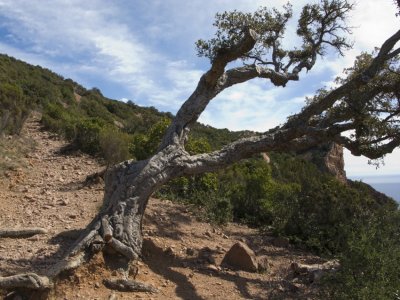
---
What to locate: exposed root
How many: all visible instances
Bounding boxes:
[0,228,47,238]
[70,222,101,256]
[108,238,137,260]
[103,278,158,293]
[101,216,113,242]
[0,252,88,291]
[47,252,87,278]
[85,169,106,186]
[0,273,52,290]
[0,220,142,293]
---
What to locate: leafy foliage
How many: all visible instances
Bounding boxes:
[322,209,400,299]
[315,51,400,161]
[99,128,132,166]
[196,0,352,72]
[0,82,30,135]
[130,118,171,160]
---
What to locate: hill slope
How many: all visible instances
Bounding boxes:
[0,53,247,154]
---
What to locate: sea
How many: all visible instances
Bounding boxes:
[349,175,400,203]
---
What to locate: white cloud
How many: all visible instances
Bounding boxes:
[0,0,156,91]
[199,79,308,131]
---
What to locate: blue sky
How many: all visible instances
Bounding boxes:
[0,0,399,177]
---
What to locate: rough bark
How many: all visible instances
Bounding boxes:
[0,273,51,290]
[103,279,158,293]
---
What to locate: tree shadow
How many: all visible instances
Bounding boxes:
[0,229,86,277]
[141,214,318,300]
[144,254,204,300]
[143,248,308,300]
[143,205,193,241]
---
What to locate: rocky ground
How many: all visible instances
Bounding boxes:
[0,114,328,299]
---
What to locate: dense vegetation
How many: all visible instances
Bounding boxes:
[1,53,399,299]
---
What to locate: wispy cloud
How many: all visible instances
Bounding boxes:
[0,0,156,91]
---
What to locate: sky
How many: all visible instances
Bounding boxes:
[0,0,399,178]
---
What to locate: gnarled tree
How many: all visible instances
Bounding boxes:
[1,0,399,294]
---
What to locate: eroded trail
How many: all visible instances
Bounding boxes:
[0,113,103,276]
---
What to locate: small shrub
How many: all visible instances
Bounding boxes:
[130,118,171,160]
[99,128,132,165]
[74,118,106,155]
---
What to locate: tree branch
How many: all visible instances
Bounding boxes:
[217,64,299,92]
[177,123,353,176]
[335,135,400,159]
[0,228,47,238]
[204,28,258,85]
[285,29,400,128]
[160,28,258,149]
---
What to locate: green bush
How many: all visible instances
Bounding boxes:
[41,102,77,139]
[99,128,132,165]
[74,118,106,155]
[217,158,300,227]
[192,190,233,225]
[0,82,31,135]
[186,137,212,154]
[322,209,400,299]
[130,118,171,160]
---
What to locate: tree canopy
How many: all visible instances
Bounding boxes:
[159,0,400,177]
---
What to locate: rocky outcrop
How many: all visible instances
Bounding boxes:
[298,142,347,183]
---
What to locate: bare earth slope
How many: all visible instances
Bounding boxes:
[0,114,324,299]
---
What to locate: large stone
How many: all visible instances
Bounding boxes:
[221,242,258,272]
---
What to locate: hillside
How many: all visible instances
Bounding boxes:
[0,113,330,299]
[1,54,399,299]
[0,54,248,154]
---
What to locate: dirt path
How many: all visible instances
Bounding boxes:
[0,113,104,277]
[0,114,323,299]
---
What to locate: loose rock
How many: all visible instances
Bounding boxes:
[221,242,258,272]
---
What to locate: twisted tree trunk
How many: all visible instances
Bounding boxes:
[0,7,399,295]
[95,148,182,259]
[69,27,400,276]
